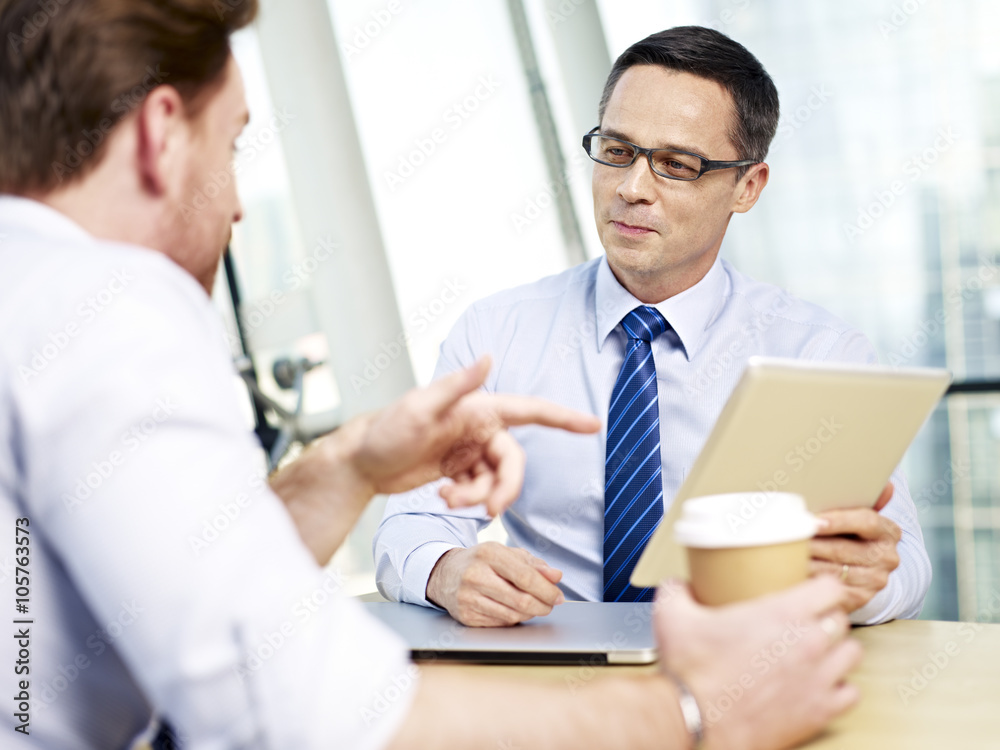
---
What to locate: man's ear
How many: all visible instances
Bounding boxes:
[732,162,770,214]
[136,86,186,196]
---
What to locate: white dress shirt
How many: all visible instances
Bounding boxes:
[0,197,414,749]
[374,255,932,625]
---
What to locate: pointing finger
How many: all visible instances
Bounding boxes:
[490,394,601,433]
[421,357,492,419]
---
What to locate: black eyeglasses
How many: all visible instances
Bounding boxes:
[582,127,758,181]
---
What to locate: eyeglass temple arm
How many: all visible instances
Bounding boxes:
[702,158,759,172]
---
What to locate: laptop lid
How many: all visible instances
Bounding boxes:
[630,357,951,588]
[362,601,658,665]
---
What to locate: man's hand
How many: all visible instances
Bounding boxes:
[809,483,901,613]
[426,542,565,627]
[272,358,599,565]
[655,577,861,750]
[353,357,601,517]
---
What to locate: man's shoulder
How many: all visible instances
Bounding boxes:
[0,232,219,363]
[719,260,877,364]
[722,260,855,335]
[1,233,202,311]
[467,257,601,317]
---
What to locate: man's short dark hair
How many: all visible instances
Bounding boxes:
[0,0,259,195]
[598,26,779,179]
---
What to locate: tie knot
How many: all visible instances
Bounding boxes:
[621,306,668,342]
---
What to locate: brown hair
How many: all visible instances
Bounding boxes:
[0,0,259,194]
[598,26,779,181]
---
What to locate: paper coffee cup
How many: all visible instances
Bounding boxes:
[673,492,819,606]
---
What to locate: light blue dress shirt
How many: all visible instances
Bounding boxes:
[374,255,932,625]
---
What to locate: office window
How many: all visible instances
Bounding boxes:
[327,0,577,383]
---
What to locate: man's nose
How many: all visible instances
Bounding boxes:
[616,156,657,203]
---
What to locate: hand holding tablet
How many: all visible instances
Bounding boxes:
[631,357,951,588]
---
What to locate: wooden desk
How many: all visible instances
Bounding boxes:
[416,618,1000,749]
[810,619,1000,749]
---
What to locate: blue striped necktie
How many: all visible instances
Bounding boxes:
[604,306,669,602]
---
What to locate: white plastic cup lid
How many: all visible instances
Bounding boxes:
[673,492,819,549]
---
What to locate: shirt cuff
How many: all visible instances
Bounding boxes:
[849,583,894,625]
[400,541,462,609]
[848,565,924,625]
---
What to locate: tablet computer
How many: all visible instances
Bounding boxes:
[630,357,951,587]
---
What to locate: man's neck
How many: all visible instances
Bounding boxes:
[608,256,718,304]
[35,185,152,250]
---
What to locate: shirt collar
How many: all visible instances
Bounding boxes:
[594,255,727,360]
[0,195,93,244]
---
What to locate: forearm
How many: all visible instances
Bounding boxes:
[270,415,377,565]
[387,668,690,750]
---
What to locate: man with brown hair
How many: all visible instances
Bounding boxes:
[1,2,860,748]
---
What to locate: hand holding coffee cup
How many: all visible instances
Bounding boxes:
[674,492,820,606]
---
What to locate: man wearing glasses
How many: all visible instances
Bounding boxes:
[375,26,930,627]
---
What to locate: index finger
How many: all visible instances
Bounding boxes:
[490,394,602,434]
[873,482,894,512]
[758,575,852,618]
[491,549,564,606]
[420,357,492,418]
[815,508,891,540]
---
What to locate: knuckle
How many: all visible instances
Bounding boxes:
[886,550,900,570]
[458,566,479,586]
[865,543,885,565]
[512,592,536,612]
[502,613,524,627]
[512,571,535,591]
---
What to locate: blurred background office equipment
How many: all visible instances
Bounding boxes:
[216,0,1000,618]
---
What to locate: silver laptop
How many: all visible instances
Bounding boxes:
[362,601,658,665]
